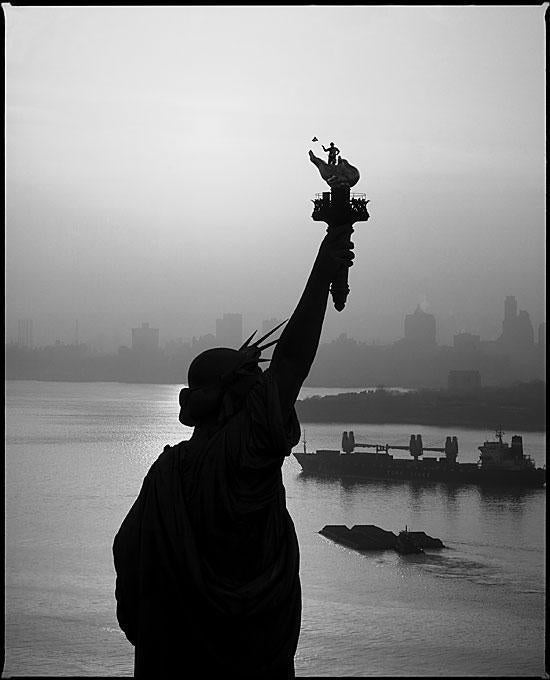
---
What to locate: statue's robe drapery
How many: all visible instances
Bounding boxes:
[113,369,302,679]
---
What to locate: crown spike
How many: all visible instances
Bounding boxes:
[239,330,258,351]
[253,319,288,348]
[257,337,281,352]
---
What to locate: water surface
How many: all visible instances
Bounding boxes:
[4,381,545,676]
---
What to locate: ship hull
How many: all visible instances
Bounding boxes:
[293,451,546,488]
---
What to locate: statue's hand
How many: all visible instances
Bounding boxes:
[315,223,355,280]
[309,150,360,188]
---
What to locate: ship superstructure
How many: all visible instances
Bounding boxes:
[478,429,536,470]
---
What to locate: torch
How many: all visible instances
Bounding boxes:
[309,147,370,310]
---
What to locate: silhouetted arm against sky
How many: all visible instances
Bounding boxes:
[270,224,354,414]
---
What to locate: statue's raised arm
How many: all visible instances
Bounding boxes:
[308,145,368,312]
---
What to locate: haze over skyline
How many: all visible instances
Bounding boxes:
[5,6,546,351]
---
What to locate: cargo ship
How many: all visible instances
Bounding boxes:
[293,429,546,488]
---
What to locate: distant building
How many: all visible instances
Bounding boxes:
[504,295,517,322]
[131,322,159,353]
[17,319,33,347]
[333,332,357,346]
[164,338,190,358]
[538,321,546,348]
[453,332,481,353]
[499,296,534,351]
[403,305,436,346]
[216,313,243,347]
[448,370,481,391]
[191,334,216,351]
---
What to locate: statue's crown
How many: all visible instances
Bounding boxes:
[219,319,287,388]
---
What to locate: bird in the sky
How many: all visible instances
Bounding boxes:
[311,136,318,142]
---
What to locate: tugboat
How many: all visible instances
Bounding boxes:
[394,526,424,555]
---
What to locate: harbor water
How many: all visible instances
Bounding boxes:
[4,380,546,677]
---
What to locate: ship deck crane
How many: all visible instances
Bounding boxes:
[341,431,459,463]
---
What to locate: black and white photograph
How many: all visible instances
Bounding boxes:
[4,5,546,678]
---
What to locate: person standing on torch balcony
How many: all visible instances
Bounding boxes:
[322,141,340,165]
[113,223,355,679]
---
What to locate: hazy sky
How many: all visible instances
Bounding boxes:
[5,5,547,350]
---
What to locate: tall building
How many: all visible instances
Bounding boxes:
[131,322,159,353]
[403,305,436,346]
[215,313,243,347]
[17,319,33,347]
[499,296,534,351]
[504,295,517,322]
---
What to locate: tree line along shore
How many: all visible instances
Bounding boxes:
[295,381,546,431]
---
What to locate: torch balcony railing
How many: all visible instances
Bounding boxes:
[311,193,370,223]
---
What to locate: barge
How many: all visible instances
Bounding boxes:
[318,524,444,554]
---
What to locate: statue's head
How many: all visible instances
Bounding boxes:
[330,142,335,147]
[179,347,259,427]
[178,321,286,427]
[187,347,242,389]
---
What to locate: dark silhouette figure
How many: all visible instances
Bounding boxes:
[113,224,355,678]
[322,141,340,165]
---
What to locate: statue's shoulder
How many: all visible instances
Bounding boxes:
[150,441,189,473]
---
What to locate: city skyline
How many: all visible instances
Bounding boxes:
[8,294,545,353]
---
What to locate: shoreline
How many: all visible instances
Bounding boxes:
[6,378,545,432]
[295,383,546,432]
